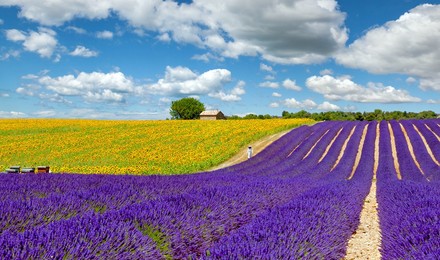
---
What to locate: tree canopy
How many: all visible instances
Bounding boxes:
[170,97,205,120]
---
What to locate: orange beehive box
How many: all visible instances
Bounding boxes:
[37,166,50,173]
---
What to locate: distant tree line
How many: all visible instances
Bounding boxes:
[281,109,438,121]
[228,114,278,120]
[169,98,438,121]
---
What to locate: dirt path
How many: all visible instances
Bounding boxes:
[413,124,440,166]
[373,122,380,179]
[388,122,402,180]
[302,129,329,160]
[347,124,368,180]
[399,123,426,177]
[208,129,292,171]
[345,179,381,260]
[331,126,356,171]
[345,122,381,260]
[425,123,440,142]
[318,127,343,163]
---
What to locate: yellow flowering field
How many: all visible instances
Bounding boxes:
[0,118,313,174]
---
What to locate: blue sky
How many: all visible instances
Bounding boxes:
[0,0,439,119]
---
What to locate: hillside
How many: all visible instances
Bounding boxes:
[0,118,313,174]
[2,119,439,258]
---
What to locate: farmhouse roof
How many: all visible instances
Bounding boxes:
[200,110,222,116]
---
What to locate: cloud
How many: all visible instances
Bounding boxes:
[156,32,170,42]
[84,89,124,102]
[406,77,417,84]
[38,93,72,104]
[198,0,347,63]
[282,79,302,91]
[147,66,233,97]
[191,52,224,62]
[419,78,440,92]
[259,81,279,88]
[66,26,87,34]
[427,99,440,104]
[272,92,282,97]
[0,18,3,25]
[0,49,20,60]
[16,86,36,96]
[96,30,113,39]
[283,98,317,110]
[1,93,10,97]
[0,0,112,26]
[335,4,440,91]
[320,69,333,75]
[306,75,421,103]
[5,27,58,58]
[279,98,340,111]
[159,97,171,103]
[0,111,27,118]
[264,75,275,81]
[317,101,340,111]
[23,71,136,103]
[209,80,246,102]
[260,63,273,73]
[32,110,57,117]
[2,0,348,64]
[270,102,279,108]
[5,29,26,41]
[69,45,98,57]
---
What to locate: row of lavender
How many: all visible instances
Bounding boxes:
[377,119,440,259]
[0,120,376,259]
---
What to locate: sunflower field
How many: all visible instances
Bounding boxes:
[0,118,313,174]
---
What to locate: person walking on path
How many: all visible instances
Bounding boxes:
[247,146,253,159]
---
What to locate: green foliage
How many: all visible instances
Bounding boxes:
[170,97,205,120]
[282,109,438,121]
[137,224,171,259]
[228,114,278,120]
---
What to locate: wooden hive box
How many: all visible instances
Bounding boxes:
[37,166,50,173]
[21,167,35,173]
[6,166,21,173]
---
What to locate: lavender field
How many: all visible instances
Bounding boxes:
[1,119,439,259]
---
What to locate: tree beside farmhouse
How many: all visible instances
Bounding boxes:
[170,97,205,120]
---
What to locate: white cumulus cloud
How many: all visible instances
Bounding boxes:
[270,102,279,108]
[259,81,279,89]
[24,71,136,103]
[0,111,27,118]
[317,101,340,111]
[96,30,113,39]
[335,4,440,91]
[5,29,27,41]
[69,45,98,57]
[282,79,302,91]
[209,80,246,102]
[84,89,124,103]
[5,27,58,58]
[283,98,317,110]
[2,0,348,64]
[260,63,273,73]
[306,75,421,103]
[147,66,233,97]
